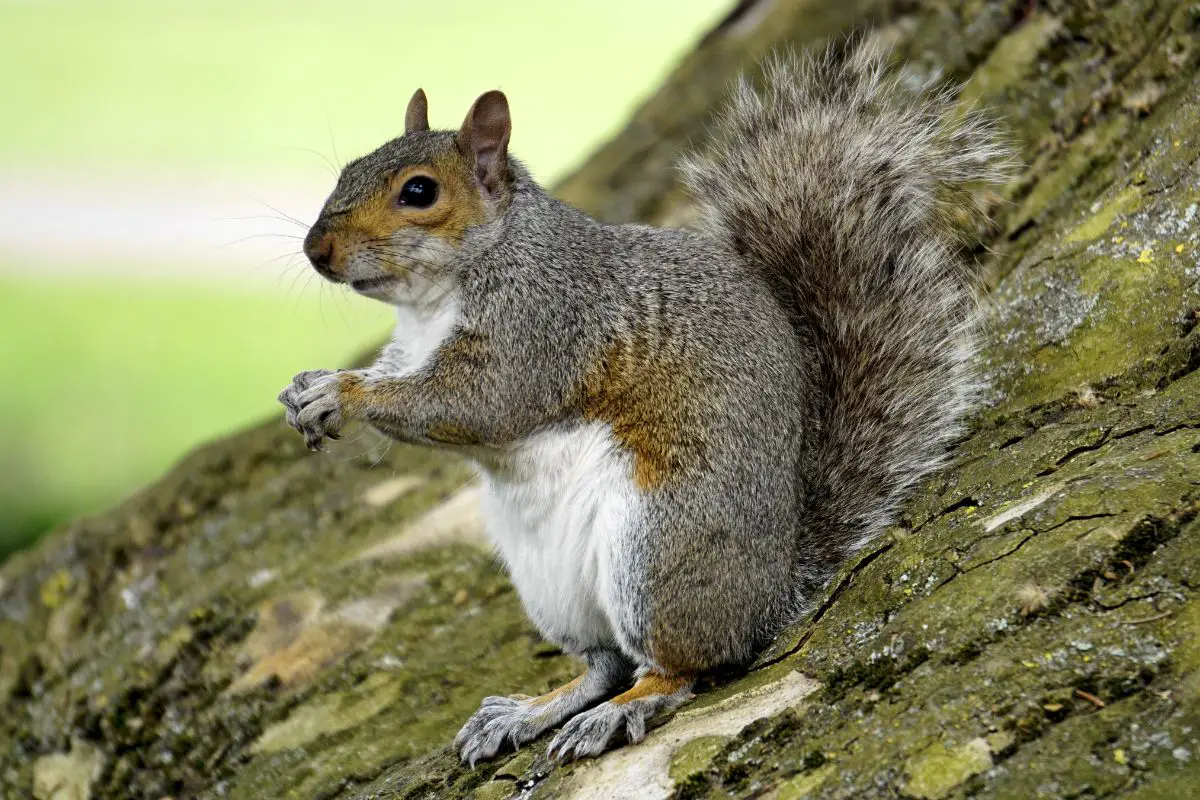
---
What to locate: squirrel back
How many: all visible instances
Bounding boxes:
[681,45,1011,593]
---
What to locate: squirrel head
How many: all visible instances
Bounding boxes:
[303,88,512,303]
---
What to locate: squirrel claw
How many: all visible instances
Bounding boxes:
[281,369,347,449]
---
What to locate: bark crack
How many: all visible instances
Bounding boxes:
[752,541,895,672]
[1036,428,1113,476]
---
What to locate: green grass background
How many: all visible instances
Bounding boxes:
[0,0,730,557]
[0,0,728,174]
[0,275,394,553]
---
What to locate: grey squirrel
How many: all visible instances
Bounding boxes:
[277,44,1009,763]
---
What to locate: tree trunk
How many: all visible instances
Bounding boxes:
[5,1,1199,798]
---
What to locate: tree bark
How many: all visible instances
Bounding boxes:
[5,1,1200,798]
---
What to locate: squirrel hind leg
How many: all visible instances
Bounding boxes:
[546,671,695,761]
[455,649,633,766]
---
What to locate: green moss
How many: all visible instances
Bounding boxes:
[1064,186,1143,244]
[1122,764,1200,800]
[251,673,402,754]
[38,567,73,609]
[470,781,515,800]
[669,735,729,787]
[901,738,993,800]
[822,648,930,703]
[492,749,536,781]
[1172,597,1200,675]
[689,661,809,713]
[1008,116,1132,239]
[768,764,835,800]
[960,14,1064,109]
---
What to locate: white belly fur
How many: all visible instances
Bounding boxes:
[384,297,460,376]
[477,422,640,652]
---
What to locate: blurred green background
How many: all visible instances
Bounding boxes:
[0,0,730,559]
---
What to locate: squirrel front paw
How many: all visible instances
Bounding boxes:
[278,369,347,450]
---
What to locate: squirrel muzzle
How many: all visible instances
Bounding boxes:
[303,219,339,282]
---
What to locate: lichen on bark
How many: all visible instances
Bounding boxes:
[4,1,1200,798]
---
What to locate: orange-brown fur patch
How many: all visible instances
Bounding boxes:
[436,330,489,373]
[578,338,707,490]
[335,371,370,415]
[528,672,587,706]
[648,628,712,675]
[609,672,691,705]
[426,151,488,239]
[330,152,485,275]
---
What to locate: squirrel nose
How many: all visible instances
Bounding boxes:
[304,223,337,278]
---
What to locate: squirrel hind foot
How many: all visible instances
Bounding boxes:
[455,693,555,766]
[456,651,634,766]
[546,672,694,761]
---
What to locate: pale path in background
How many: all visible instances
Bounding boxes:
[0,170,329,280]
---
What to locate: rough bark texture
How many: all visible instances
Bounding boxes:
[5,1,1200,798]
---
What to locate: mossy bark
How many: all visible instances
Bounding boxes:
[5,1,1200,798]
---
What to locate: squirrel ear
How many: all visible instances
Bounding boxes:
[405,89,429,134]
[458,90,511,194]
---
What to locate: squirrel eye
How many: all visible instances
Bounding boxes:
[397,176,438,208]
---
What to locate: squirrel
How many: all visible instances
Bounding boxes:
[278,43,1009,764]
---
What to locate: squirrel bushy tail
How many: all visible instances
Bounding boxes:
[681,44,1011,595]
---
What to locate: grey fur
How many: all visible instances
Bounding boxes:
[281,44,1009,761]
[678,46,1012,602]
